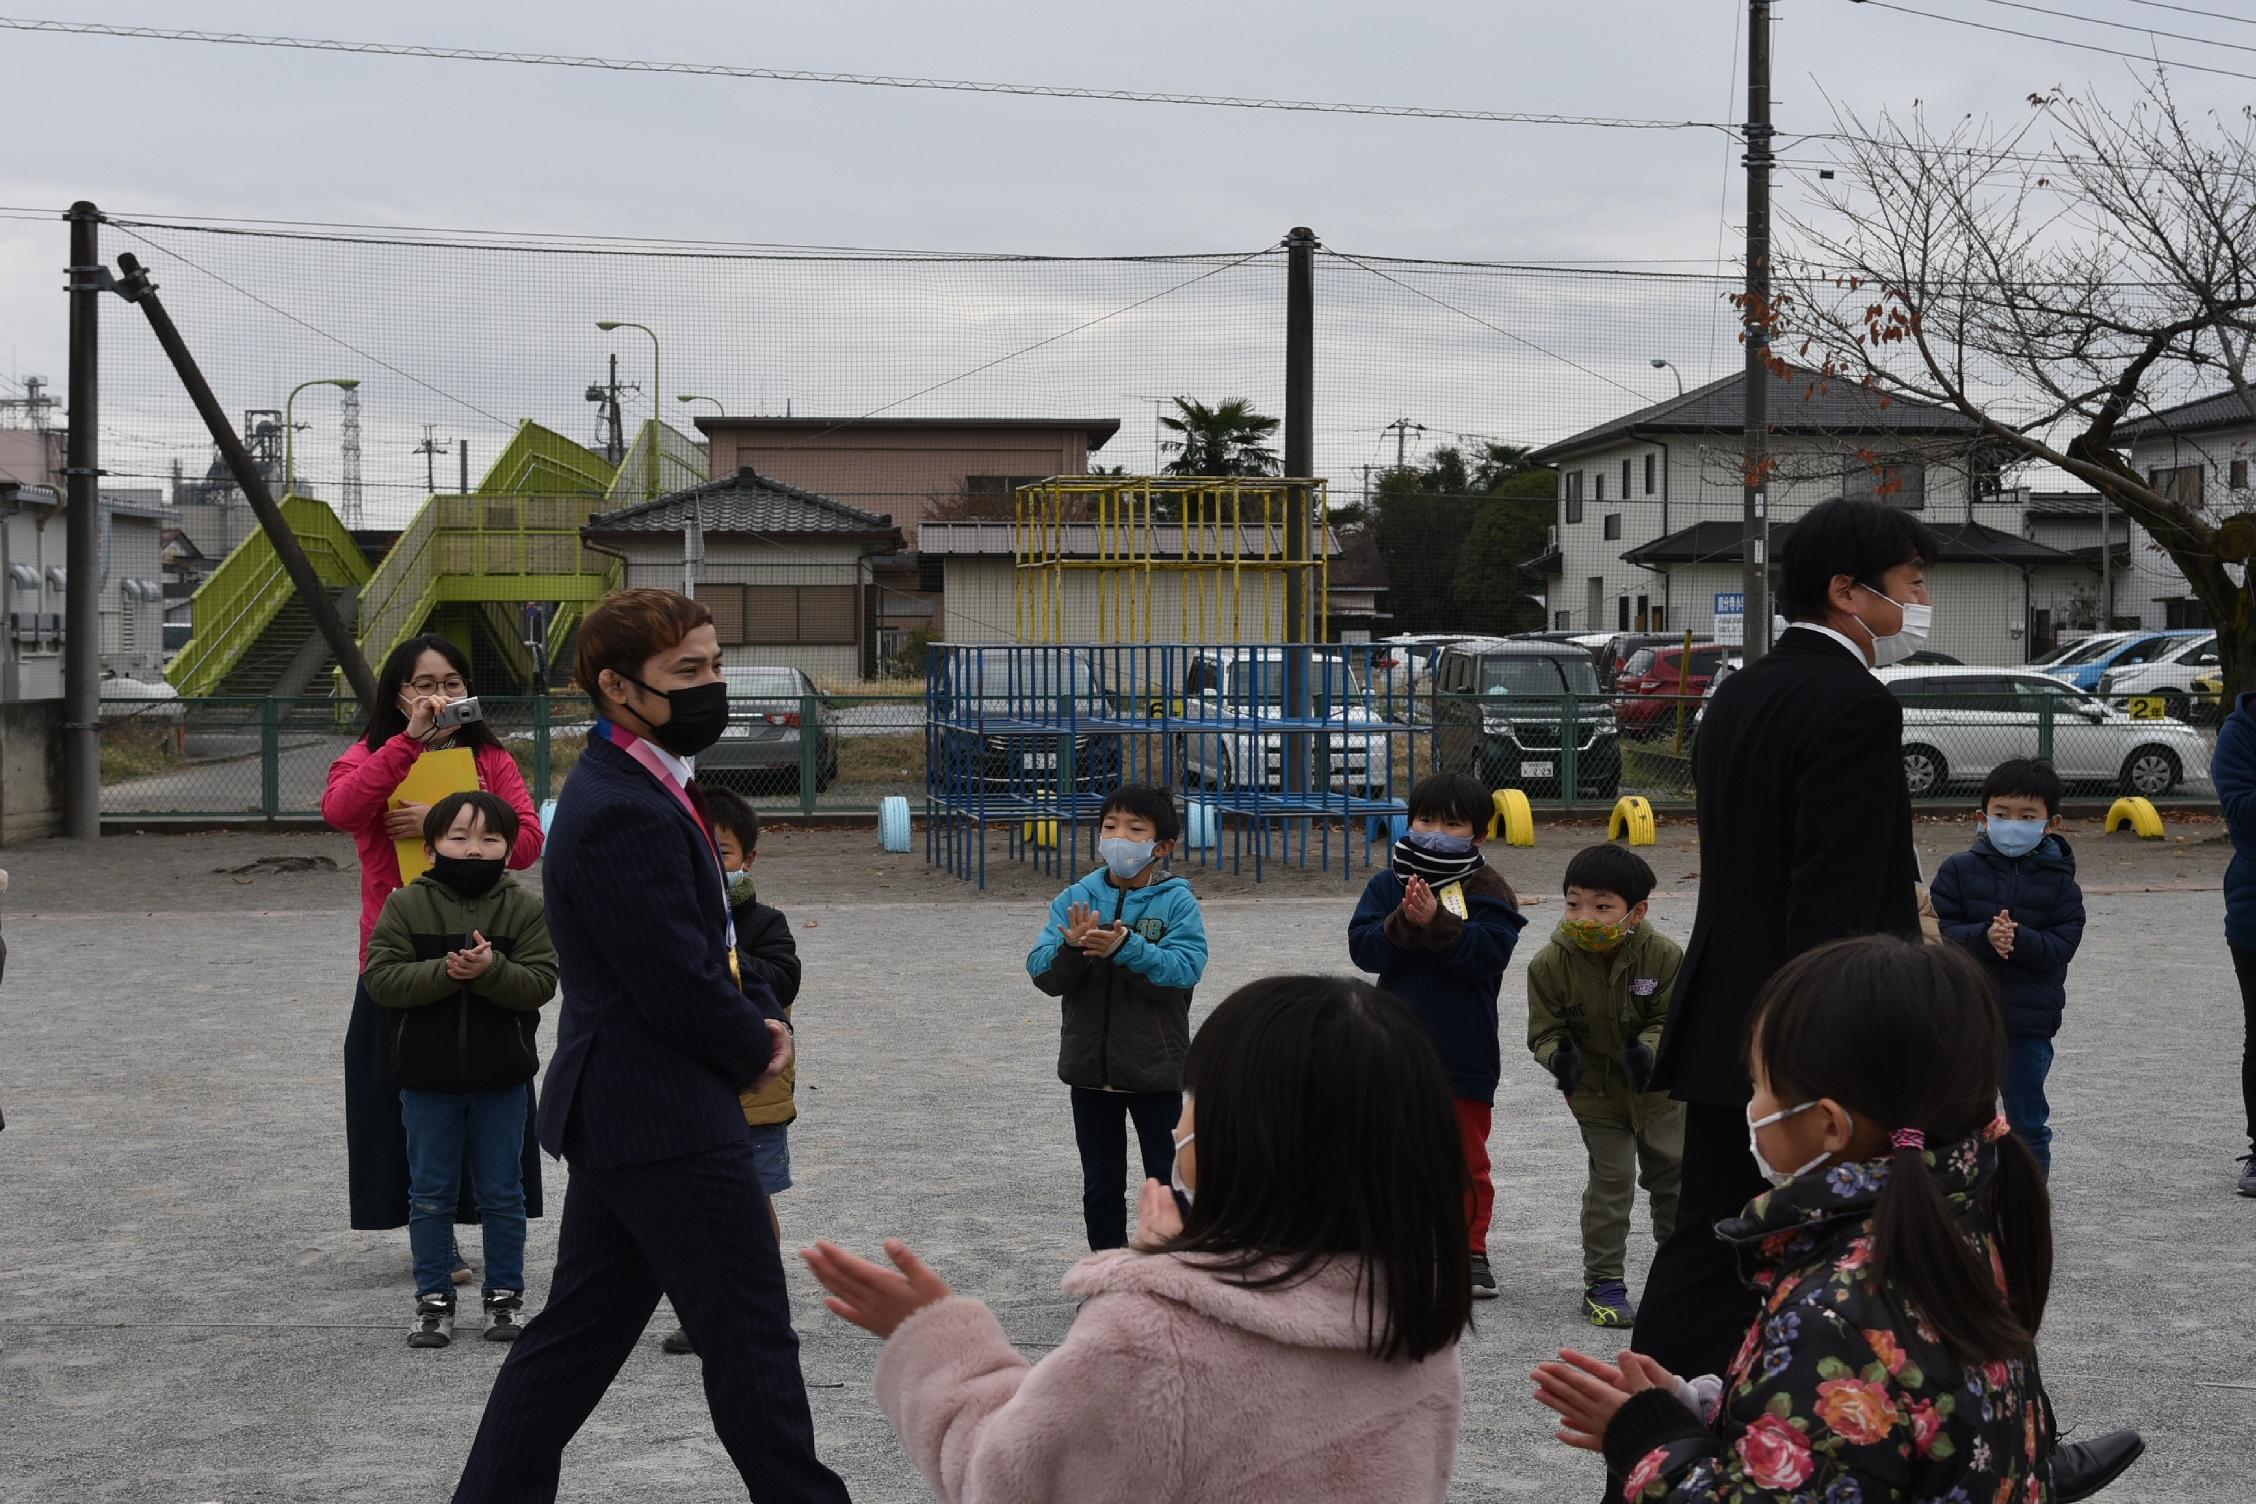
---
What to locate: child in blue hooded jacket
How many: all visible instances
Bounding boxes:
[1927,757,2084,1177]
[1027,784,1210,1250]
[1349,772,1527,1299]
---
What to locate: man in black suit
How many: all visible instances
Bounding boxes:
[1631,499,1931,1379]
[454,588,849,1503]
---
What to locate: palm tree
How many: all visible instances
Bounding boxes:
[1158,397,1282,476]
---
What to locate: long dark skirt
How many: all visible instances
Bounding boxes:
[344,978,544,1230]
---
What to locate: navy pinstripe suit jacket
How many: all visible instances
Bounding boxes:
[535,733,782,1169]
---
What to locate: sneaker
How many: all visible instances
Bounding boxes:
[2238,1153,2256,1198]
[1585,1279,1636,1328]
[451,1256,475,1288]
[662,1327,697,1355]
[1468,1253,1498,1300]
[409,1293,455,1349]
[482,1291,525,1343]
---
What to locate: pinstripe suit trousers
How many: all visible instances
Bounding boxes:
[451,1135,849,1502]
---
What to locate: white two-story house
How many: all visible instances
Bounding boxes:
[2100,389,2256,631]
[1527,367,2091,665]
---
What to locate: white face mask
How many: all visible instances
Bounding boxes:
[1170,1129,1196,1205]
[1747,1100,1830,1188]
[1854,583,1933,668]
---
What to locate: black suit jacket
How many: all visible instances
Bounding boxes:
[536,734,782,1168]
[1655,628,1921,1105]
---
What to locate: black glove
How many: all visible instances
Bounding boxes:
[1548,1043,1582,1097]
[1623,1041,1656,1093]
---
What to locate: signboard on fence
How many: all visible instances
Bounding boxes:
[1714,591,1745,647]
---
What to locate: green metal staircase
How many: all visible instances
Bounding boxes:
[166,495,373,699]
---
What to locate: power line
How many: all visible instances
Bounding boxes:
[1843,0,2256,83]
[1971,0,2256,56]
[0,17,1733,135]
[2125,0,2256,26]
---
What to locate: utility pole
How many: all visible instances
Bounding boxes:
[1383,416,1427,472]
[1283,226,1317,816]
[1739,0,1775,662]
[585,354,627,466]
[458,439,469,495]
[2098,494,2113,630]
[62,203,102,838]
[413,424,449,494]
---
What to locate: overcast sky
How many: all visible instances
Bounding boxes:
[3,1,2246,518]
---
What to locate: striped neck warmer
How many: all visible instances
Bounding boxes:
[1391,834,1485,886]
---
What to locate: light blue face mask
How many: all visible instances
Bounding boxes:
[1983,817,2048,859]
[1100,836,1158,882]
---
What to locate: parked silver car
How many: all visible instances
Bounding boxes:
[699,666,836,793]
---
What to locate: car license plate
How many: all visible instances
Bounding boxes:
[1023,751,1058,770]
[1520,760,1555,778]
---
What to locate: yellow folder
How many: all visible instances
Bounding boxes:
[388,746,480,883]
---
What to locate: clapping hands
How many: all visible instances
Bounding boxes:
[1531,1347,1680,1452]
[1400,876,1439,927]
[1064,901,1129,958]
[444,930,494,981]
[1988,908,2018,960]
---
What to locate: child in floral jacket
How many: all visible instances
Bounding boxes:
[1535,936,2057,1503]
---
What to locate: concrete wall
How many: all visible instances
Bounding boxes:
[0,698,62,842]
[941,557,1305,645]
[703,425,1100,530]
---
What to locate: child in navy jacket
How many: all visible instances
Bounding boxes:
[1349,772,1527,1298]
[1927,757,2085,1176]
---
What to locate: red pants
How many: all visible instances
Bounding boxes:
[1453,1098,1495,1253]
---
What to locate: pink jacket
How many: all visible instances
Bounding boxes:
[322,733,543,964]
[874,1250,1461,1504]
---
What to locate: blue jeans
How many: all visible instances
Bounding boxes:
[2001,1035,2055,1176]
[745,1123,792,1196]
[401,1086,527,1297]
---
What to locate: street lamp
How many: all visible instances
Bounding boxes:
[1650,357,1684,398]
[283,377,360,497]
[677,394,726,417]
[596,320,661,500]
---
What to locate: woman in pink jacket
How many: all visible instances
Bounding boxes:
[805,975,1470,1503]
[324,634,543,1248]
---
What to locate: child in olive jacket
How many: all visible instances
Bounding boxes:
[1028,786,1209,1252]
[364,791,558,1348]
[1527,844,1683,1330]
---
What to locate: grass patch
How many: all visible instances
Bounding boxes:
[1620,742,1696,799]
[101,723,178,784]
[836,732,924,785]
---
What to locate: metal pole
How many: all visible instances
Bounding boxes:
[62,201,102,839]
[2098,494,2113,630]
[1284,227,1316,818]
[459,439,469,494]
[111,252,378,710]
[1740,0,1774,662]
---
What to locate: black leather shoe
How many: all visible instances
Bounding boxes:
[2053,1430,2145,1502]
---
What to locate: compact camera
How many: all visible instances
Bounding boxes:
[434,696,484,729]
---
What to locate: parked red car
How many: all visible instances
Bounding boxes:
[1616,643,1731,736]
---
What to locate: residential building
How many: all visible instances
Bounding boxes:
[582,468,903,682]
[1528,367,2086,663]
[695,416,1121,656]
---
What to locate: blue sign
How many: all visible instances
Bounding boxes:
[1714,591,1745,614]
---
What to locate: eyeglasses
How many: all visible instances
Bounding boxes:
[408,676,469,696]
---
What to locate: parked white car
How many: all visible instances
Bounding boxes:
[97,672,183,722]
[1875,665,2210,799]
[1179,649,1387,793]
[2095,632,2218,712]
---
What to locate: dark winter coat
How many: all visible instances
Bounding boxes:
[1928,832,2085,1038]
[2213,690,2256,948]
[1028,869,1209,1095]
[1526,921,1684,1130]
[734,898,804,1127]
[1660,629,1921,1106]
[363,871,558,1094]
[1348,864,1526,1103]
[1601,1137,2052,1503]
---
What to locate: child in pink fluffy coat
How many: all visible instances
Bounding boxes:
[805,975,1470,1504]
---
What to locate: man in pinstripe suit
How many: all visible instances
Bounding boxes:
[454,589,849,1503]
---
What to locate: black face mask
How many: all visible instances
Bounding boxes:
[623,675,730,759]
[429,854,506,898]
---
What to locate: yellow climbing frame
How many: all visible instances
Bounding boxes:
[1012,477,1330,643]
